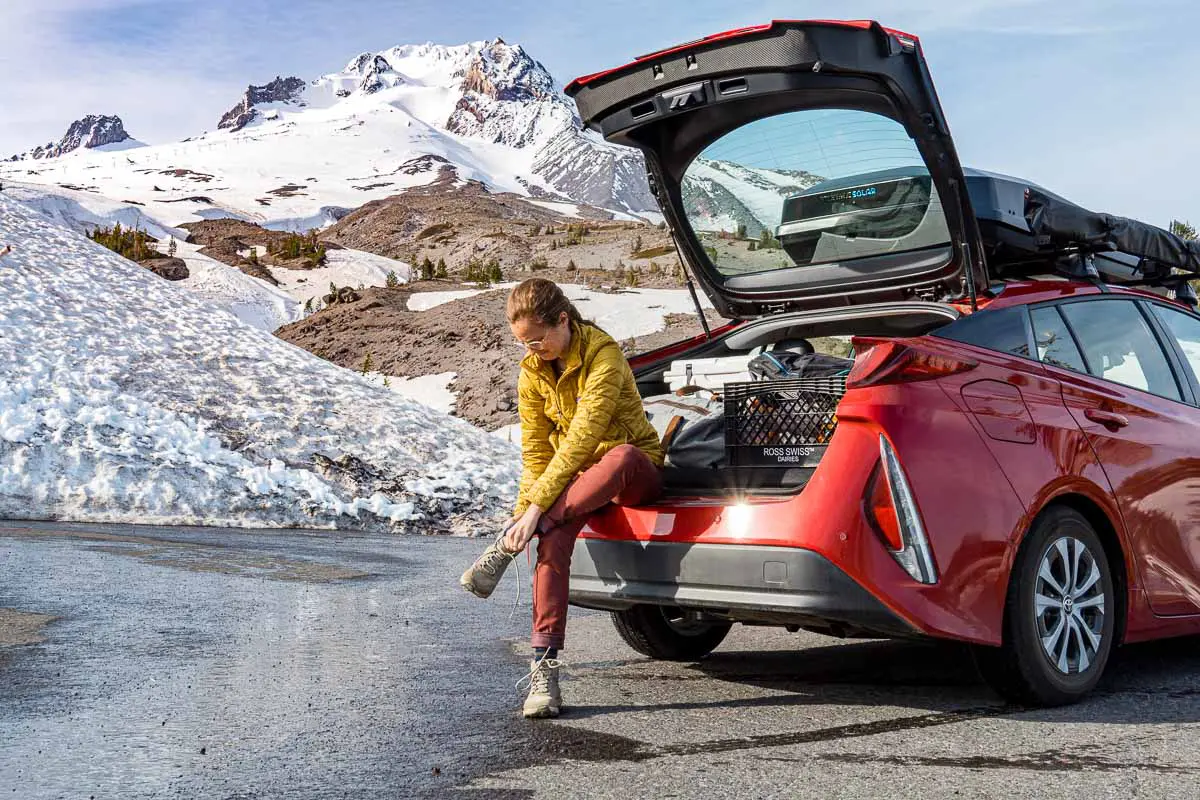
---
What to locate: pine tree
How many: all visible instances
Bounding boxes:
[386,270,401,289]
[167,237,177,257]
[304,297,314,314]
[736,223,747,240]
[361,352,374,375]
[435,258,448,279]
[1171,220,1197,241]
[487,258,504,283]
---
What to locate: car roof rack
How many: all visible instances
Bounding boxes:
[1025,188,1200,307]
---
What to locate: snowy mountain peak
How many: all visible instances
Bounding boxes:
[7,114,136,161]
[1,37,658,222]
[455,38,556,103]
[218,76,308,132]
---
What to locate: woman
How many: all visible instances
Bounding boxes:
[460,277,664,718]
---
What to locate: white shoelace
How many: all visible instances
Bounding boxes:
[516,650,567,693]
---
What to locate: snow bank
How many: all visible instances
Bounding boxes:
[0,194,518,533]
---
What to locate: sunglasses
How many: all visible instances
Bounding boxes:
[514,337,547,351]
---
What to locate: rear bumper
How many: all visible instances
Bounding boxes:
[569,539,918,638]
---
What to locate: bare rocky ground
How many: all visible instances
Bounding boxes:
[274,281,727,430]
[323,177,687,285]
[260,178,727,428]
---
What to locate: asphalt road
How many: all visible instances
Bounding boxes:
[2,520,1200,799]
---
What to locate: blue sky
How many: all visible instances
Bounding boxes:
[1,0,1196,227]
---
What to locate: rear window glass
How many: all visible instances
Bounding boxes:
[681,108,951,277]
[935,306,1031,358]
[1030,306,1087,373]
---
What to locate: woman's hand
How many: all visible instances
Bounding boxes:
[504,505,543,553]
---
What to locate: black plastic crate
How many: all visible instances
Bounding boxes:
[723,376,846,468]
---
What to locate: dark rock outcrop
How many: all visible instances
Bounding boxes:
[218,76,308,132]
[140,256,190,281]
[8,115,133,161]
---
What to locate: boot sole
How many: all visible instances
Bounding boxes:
[523,704,561,719]
[459,577,495,599]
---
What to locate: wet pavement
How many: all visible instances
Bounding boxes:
[3,520,1200,799]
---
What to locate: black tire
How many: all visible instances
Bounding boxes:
[611,605,732,661]
[974,507,1116,706]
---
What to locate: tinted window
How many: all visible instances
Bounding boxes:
[1060,300,1180,400]
[1030,306,1087,373]
[936,306,1030,358]
[681,109,950,276]
[1151,303,1200,387]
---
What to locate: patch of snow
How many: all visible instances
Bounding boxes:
[490,422,522,445]
[406,286,509,311]
[566,285,714,341]
[363,371,458,414]
[0,193,517,533]
[525,199,581,218]
[172,240,302,332]
[236,245,268,259]
[405,283,712,341]
[272,248,409,307]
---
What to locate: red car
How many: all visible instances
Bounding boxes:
[561,20,1200,705]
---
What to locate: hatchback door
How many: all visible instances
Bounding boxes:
[566,20,988,319]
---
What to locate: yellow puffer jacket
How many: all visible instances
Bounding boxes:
[514,321,664,515]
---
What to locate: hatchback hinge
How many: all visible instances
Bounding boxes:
[646,169,660,199]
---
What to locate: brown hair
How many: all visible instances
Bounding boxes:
[506,278,595,329]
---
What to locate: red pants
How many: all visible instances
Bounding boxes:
[531,444,663,650]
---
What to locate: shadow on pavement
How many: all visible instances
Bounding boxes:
[569,633,1200,724]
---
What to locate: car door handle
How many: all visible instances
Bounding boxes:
[1084,408,1130,429]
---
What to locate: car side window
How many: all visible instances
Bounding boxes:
[1150,303,1200,387]
[935,306,1031,358]
[1030,306,1087,373]
[1059,299,1181,400]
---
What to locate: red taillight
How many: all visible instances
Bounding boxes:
[846,338,976,389]
[865,465,903,551]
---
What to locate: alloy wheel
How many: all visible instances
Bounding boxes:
[1034,536,1106,674]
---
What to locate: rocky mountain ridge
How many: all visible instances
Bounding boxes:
[7,115,136,161]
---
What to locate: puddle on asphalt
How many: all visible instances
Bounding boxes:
[84,543,369,582]
[0,608,58,646]
[0,526,368,583]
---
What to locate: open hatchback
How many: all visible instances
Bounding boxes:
[558,19,1200,707]
[566,18,988,318]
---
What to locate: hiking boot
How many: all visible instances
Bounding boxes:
[459,538,517,599]
[521,657,563,719]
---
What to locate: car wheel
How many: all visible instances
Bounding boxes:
[975,506,1116,706]
[611,605,732,661]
